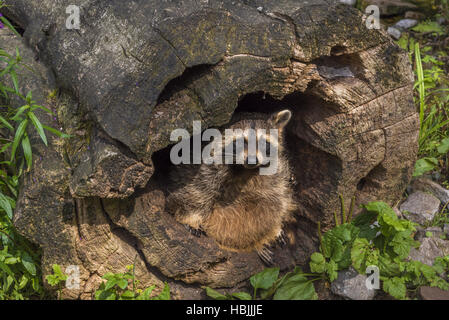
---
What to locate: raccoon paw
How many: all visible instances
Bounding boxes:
[184,224,205,237]
[276,230,287,247]
[257,246,274,266]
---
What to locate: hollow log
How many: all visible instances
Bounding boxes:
[2,0,418,299]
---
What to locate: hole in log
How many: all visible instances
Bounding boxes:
[357,177,367,191]
[330,45,347,56]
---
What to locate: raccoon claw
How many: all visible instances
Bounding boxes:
[257,247,274,266]
[276,230,287,247]
[184,224,204,237]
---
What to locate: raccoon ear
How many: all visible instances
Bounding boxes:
[272,110,292,129]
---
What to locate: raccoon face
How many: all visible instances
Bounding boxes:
[222,110,292,170]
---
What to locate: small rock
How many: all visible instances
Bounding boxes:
[387,27,401,40]
[409,237,449,266]
[394,19,418,30]
[443,224,449,235]
[404,11,425,20]
[419,286,449,300]
[432,171,441,181]
[437,17,447,25]
[400,191,441,225]
[415,227,445,242]
[331,268,376,300]
[409,177,449,204]
[256,6,263,12]
[339,0,356,5]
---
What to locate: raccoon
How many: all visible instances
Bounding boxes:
[166,110,296,264]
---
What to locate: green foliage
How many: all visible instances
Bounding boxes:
[94,265,170,300]
[0,8,67,300]
[45,264,67,300]
[396,17,449,178]
[206,266,319,300]
[310,201,449,300]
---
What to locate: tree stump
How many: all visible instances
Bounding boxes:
[2,0,418,299]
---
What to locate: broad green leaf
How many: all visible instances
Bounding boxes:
[309,252,326,273]
[273,274,317,300]
[21,251,36,276]
[351,238,370,272]
[250,267,279,291]
[325,260,338,282]
[437,137,449,154]
[413,157,438,177]
[383,277,406,300]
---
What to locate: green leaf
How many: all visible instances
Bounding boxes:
[231,292,252,300]
[119,290,135,300]
[0,193,13,219]
[21,134,32,169]
[104,279,118,291]
[28,112,48,146]
[309,252,326,273]
[325,260,338,282]
[0,114,14,131]
[273,273,317,300]
[21,251,36,276]
[11,104,30,121]
[411,21,444,35]
[413,157,438,177]
[152,282,170,300]
[351,238,370,272]
[383,277,407,300]
[136,285,156,300]
[437,137,449,154]
[250,267,280,292]
[10,119,28,161]
[42,125,71,138]
[205,287,228,300]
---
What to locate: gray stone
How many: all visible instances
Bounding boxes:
[400,191,441,225]
[387,27,402,40]
[331,268,376,300]
[415,227,445,242]
[410,177,449,204]
[404,11,425,20]
[420,286,449,300]
[444,224,449,235]
[394,19,418,30]
[409,237,449,266]
[437,17,446,25]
